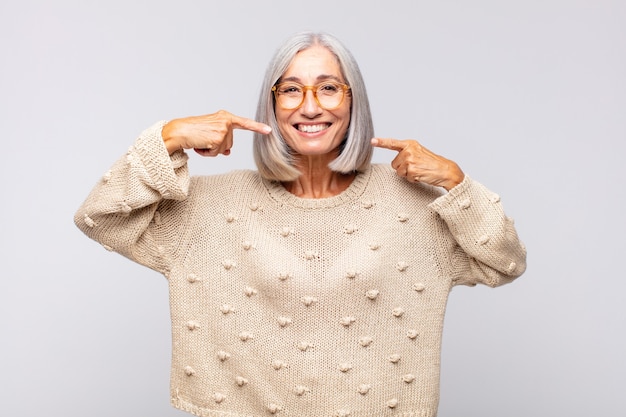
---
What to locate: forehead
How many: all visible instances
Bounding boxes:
[282,45,342,81]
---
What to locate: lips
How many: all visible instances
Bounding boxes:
[295,123,330,133]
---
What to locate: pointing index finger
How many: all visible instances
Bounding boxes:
[371,137,408,152]
[230,114,272,135]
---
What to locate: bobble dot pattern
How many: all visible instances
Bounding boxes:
[365,289,379,300]
[297,342,314,351]
[84,214,96,228]
[387,398,399,408]
[396,261,409,272]
[407,330,419,340]
[277,316,292,327]
[344,225,357,234]
[120,202,132,215]
[80,153,526,416]
[304,250,318,260]
[220,304,235,315]
[340,316,356,327]
[338,363,352,372]
[507,262,517,273]
[239,332,253,342]
[388,354,401,364]
[357,384,371,395]
[186,321,200,331]
[359,336,373,347]
[345,270,358,279]
[302,296,318,307]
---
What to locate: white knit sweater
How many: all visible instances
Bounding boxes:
[75,122,527,417]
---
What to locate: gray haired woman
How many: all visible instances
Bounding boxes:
[76,31,526,417]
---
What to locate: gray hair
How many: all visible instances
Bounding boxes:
[253,32,374,181]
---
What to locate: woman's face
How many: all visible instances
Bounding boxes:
[275,45,351,161]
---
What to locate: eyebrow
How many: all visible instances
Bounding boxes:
[279,74,344,84]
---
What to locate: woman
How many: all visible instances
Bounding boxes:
[75,32,526,417]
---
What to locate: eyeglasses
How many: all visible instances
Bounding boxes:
[272,81,351,110]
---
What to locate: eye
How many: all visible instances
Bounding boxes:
[317,82,341,95]
[278,83,303,95]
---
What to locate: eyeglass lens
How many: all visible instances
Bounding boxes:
[275,83,346,110]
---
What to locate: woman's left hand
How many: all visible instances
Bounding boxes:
[371,137,465,191]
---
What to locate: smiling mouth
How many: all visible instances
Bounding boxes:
[296,123,330,133]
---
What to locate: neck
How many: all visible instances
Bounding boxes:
[282,155,356,198]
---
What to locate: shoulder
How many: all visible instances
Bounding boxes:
[368,164,445,205]
[190,170,262,190]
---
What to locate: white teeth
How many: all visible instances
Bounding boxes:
[298,124,328,133]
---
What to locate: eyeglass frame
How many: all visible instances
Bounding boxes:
[271,81,351,110]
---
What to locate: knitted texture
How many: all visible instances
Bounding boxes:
[75,122,527,417]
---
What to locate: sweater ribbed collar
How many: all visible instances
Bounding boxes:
[262,166,373,210]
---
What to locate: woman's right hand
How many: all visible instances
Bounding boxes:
[161,110,272,156]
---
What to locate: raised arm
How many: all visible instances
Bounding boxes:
[75,112,272,273]
[372,136,526,287]
[429,175,527,287]
[74,121,190,274]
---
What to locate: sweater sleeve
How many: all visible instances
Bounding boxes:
[428,175,527,287]
[74,121,190,275]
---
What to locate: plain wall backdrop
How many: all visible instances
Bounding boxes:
[1,0,625,416]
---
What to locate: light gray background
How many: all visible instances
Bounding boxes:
[2,0,624,416]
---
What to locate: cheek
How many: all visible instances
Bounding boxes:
[274,110,293,136]
[339,110,351,132]
[276,107,296,124]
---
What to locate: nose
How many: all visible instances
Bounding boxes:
[300,89,323,117]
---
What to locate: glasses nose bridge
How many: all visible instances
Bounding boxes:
[300,85,322,109]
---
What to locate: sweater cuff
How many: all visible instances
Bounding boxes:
[428,174,475,212]
[133,121,190,201]
[427,174,504,243]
